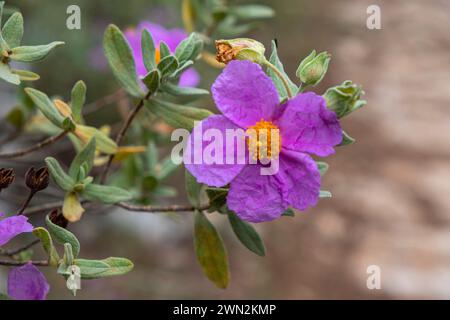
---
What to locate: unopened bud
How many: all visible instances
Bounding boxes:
[0,168,15,191]
[25,166,49,192]
[296,50,331,86]
[215,38,266,65]
[49,209,69,229]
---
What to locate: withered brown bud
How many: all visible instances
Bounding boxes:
[25,166,49,192]
[49,209,69,229]
[215,38,266,65]
[0,168,15,191]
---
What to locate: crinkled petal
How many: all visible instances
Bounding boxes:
[0,215,33,246]
[276,149,321,211]
[212,60,279,128]
[179,68,200,87]
[274,92,342,157]
[227,165,288,223]
[184,115,246,187]
[8,263,50,300]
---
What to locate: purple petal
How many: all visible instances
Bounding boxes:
[8,263,50,300]
[227,164,288,223]
[274,92,342,157]
[137,22,186,52]
[276,149,321,211]
[179,68,200,87]
[212,60,280,128]
[184,115,246,187]
[0,215,33,246]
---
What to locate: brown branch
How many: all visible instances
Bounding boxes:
[0,240,40,257]
[99,91,153,184]
[0,130,68,159]
[0,260,48,267]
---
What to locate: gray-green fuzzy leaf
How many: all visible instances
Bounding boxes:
[45,157,76,191]
[10,41,64,62]
[69,137,96,179]
[103,24,144,98]
[141,29,156,72]
[0,62,20,84]
[268,40,298,99]
[25,88,65,127]
[81,183,132,204]
[70,80,86,123]
[45,214,80,258]
[2,12,23,48]
[74,257,134,279]
[228,212,265,256]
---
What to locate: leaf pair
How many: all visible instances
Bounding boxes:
[0,2,63,84]
[45,139,132,222]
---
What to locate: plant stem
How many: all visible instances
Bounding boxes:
[99,91,153,184]
[0,260,48,267]
[117,202,210,213]
[264,60,294,98]
[16,190,36,215]
[0,240,40,257]
[0,130,68,159]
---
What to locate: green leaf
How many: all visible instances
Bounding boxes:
[0,62,20,84]
[81,183,133,204]
[141,29,156,72]
[320,190,332,198]
[63,243,74,266]
[74,125,118,154]
[74,257,134,280]
[69,137,96,179]
[185,169,202,207]
[282,208,296,217]
[142,69,160,93]
[45,214,80,258]
[11,69,40,81]
[25,88,65,127]
[175,32,203,65]
[0,293,11,300]
[206,187,228,213]
[10,41,64,62]
[316,161,329,176]
[162,83,209,98]
[2,12,23,48]
[145,99,212,131]
[268,40,298,99]
[157,55,179,77]
[45,157,76,192]
[194,211,230,289]
[338,130,356,146]
[159,41,171,60]
[231,5,275,20]
[103,24,144,98]
[32,227,60,266]
[228,212,265,256]
[70,80,86,123]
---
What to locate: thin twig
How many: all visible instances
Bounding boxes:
[0,130,68,159]
[0,240,40,257]
[117,202,209,213]
[0,260,48,267]
[16,190,36,215]
[99,91,153,184]
[84,89,126,115]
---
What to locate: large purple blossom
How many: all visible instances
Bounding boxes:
[7,263,49,300]
[125,22,200,87]
[0,212,33,246]
[184,60,342,223]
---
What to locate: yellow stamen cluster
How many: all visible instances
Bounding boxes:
[246,119,281,161]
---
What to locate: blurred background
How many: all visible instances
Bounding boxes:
[1,0,450,299]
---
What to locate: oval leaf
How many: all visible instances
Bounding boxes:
[45,214,81,258]
[45,157,76,191]
[2,12,24,48]
[74,257,134,279]
[32,227,60,266]
[10,41,64,62]
[194,211,230,289]
[25,88,65,127]
[103,24,144,98]
[81,183,133,204]
[228,212,265,256]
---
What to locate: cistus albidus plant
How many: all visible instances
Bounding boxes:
[0,0,366,299]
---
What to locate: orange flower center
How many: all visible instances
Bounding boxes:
[155,47,161,64]
[246,119,281,161]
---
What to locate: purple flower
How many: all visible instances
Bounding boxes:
[125,22,200,87]
[0,212,33,246]
[184,61,342,223]
[8,263,50,300]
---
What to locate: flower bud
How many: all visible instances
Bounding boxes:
[323,80,366,118]
[25,166,49,192]
[0,168,15,191]
[215,38,266,65]
[296,50,331,86]
[49,209,69,229]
